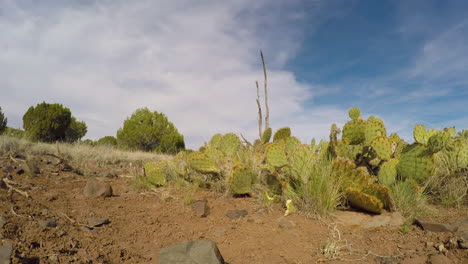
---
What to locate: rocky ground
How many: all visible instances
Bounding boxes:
[0,153,467,264]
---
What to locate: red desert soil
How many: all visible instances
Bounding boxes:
[1,157,467,264]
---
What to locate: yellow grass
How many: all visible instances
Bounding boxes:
[0,135,171,165]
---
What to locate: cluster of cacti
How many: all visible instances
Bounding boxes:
[139,106,466,214]
[331,157,394,213]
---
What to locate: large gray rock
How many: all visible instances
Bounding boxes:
[0,240,13,264]
[83,180,113,197]
[159,240,224,264]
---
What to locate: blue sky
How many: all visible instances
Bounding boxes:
[0,0,467,148]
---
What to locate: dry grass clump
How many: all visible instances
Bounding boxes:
[427,150,468,207]
[0,135,170,166]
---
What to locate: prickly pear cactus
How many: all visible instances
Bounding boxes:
[288,144,315,183]
[413,125,438,145]
[371,136,392,160]
[335,139,361,160]
[187,152,219,174]
[273,127,291,142]
[285,136,301,154]
[364,121,386,145]
[261,127,272,144]
[348,107,361,120]
[342,119,366,145]
[172,151,188,178]
[397,144,434,183]
[378,158,399,186]
[265,143,288,168]
[344,187,383,214]
[332,157,394,213]
[332,158,373,189]
[427,132,449,153]
[219,133,240,156]
[364,183,395,211]
[144,161,167,186]
[229,165,255,195]
[209,133,223,148]
[367,115,384,126]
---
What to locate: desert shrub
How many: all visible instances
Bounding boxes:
[22,102,87,142]
[117,108,185,154]
[96,136,118,147]
[3,127,25,138]
[64,117,87,142]
[390,180,430,220]
[285,157,343,215]
[80,139,96,146]
[0,106,6,134]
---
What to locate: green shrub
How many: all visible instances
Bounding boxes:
[22,102,87,142]
[0,106,6,134]
[116,108,185,154]
[3,127,25,138]
[80,139,96,146]
[96,136,117,146]
[65,117,87,142]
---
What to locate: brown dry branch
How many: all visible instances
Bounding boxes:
[260,51,270,130]
[3,178,30,198]
[256,80,263,138]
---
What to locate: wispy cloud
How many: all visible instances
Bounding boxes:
[0,0,345,148]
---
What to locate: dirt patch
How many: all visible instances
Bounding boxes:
[1,155,467,264]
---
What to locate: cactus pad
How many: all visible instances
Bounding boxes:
[219,133,241,156]
[187,152,219,174]
[229,165,254,195]
[371,136,392,160]
[273,127,291,142]
[378,158,399,186]
[265,143,288,168]
[209,133,223,148]
[348,107,361,120]
[427,132,449,153]
[364,121,386,145]
[261,127,272,144]
[397,144,434,183]
[345,187,383,214]
[144,162,167,186]
[342,119,366,145]
[285,136,301,154]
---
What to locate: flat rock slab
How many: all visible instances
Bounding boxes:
[83,180,113,197]
[334,211,404,228]
[226,209,248,219]
[191,200,208,218]
[159,240,224,264]
[0,240,13,264]
[278,217,296,229]
[87,218,110,227]
[414,219,456,232]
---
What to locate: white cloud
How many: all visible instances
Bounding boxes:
[0,0,343,148]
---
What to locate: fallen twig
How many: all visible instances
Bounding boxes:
[3,178,30,198]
